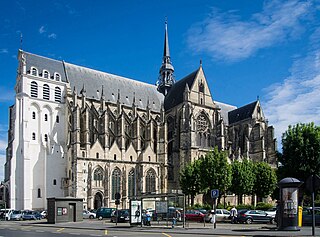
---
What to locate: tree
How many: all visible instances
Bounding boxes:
[230,159,255,204]
[180,159,201,206]
[253,162,277,199]
[198,147,232,203]
[279,123,320,182]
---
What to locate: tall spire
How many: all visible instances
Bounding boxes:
[157,18,175,96]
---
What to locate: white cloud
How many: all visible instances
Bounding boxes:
[39,26,46,34]
[187,0,312,61]
[0,49,8,54]
[48,33,57,39]
[263,38,320,147]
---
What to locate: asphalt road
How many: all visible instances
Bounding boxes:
[0,219,318,237]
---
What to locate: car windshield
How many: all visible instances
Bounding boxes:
[13,211,20,214]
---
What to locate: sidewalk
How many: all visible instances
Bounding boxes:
[22,220,320,236]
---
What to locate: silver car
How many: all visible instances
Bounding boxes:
[205,209,231,222]
[10,210,23,221]
[83,210,96,219]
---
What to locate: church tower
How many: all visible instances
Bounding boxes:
[157,20,175,95]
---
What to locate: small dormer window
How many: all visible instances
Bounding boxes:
[44,134,48,142]
[44,114,48,121]
[31,67,38,76]
[55,73,61,81]
[43,70,49,79]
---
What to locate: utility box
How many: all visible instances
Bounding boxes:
[277,177,303,231]
[47,197,83,224]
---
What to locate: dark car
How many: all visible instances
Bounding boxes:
[237,210,275,224]
[111,209,130,223]
[96,207,116,220]
[302,208,320,226]
[185,209,205,222]
[22,210,42,220]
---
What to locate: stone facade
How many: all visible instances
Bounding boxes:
[5,23,277,210]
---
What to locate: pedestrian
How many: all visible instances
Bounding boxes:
[145,210,151,226]
[230,206,238,224]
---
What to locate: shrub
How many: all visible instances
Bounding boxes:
[255,202,273,210]
[236,204,253,210]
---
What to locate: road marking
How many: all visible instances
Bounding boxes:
[162,233,171,237]
[105,229,108,235]
[36,230,44,233]
[57,228,65,232]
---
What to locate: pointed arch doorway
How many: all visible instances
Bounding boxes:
[94,192,103,210]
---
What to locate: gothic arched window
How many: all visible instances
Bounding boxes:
[111,168,121,200]
[196,113,210,147]
[128,169,135,198]
[94,167,103,187]
[145,168,156,193]
[43,84,50,100]
[55,87,61,102]
[31,81,38,98]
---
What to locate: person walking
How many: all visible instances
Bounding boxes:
[230,206,238,224]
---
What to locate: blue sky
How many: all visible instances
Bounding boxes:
[1,0,320,180]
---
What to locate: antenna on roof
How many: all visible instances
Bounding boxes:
[257,95,260,101]
[20,32,23,49]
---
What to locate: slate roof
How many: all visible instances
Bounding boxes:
[228,101,258,124]
[164,69,198,110]
[214,101,237,125]
[24,51,68,82]
[22,51,164,111]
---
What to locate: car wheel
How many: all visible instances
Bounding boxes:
[98,216,103,220]
[246,218,253,224]
[89,215,94,219]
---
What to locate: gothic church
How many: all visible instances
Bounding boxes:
[5,23,277,211]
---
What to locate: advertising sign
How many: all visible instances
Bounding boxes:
[155,201,168,214]
[130,200,142,224]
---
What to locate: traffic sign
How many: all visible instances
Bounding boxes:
[211,189,219,199]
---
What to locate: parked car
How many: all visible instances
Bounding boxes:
[22,210,42,220]
[111,209,130,223]
[205,209,231,223]
[237,210,275,224]
[302,208,320,226]
[265,207,277,217]
[185,209,205,222]
[10,210,23,221]
[0,209,13,220]
[40,210,47,219]
[83,210,96,219]
[96,207,116,220]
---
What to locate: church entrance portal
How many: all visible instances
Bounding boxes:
[94,192,103,210]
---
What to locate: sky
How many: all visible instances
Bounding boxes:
[1,0,320,180]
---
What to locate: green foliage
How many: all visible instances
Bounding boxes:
[279,122,320,182]
[255,202,273,210]
[198,147,232,195]
[230,159,255,198]
[253,162,277,198]
[236,204,253,210]
[180,159,202,201]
